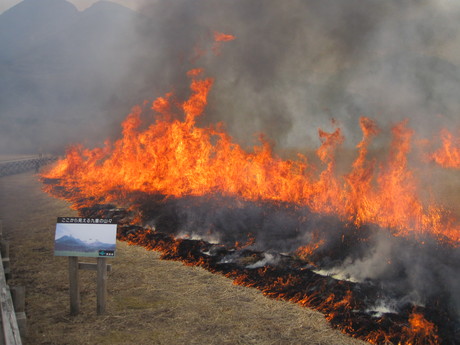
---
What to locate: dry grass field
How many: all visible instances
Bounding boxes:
[0,171,368,345]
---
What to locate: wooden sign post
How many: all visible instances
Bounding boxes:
[96,258,108,315]
[68,257,112,315]
[68,257,80,316]
[55,217,116,316]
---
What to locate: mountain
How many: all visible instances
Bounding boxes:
[86,239,116,250]
[55,235,88,251]
[0,0,79,62]
[55,235,115,252]
[0,0,139,154]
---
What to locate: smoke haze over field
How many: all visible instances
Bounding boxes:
[0,0,459,154]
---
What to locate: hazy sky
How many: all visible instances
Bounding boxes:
[3,0,459,14]
[0,0,145,14]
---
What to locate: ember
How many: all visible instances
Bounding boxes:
[40,66,460,344]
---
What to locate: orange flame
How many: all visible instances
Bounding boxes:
[429,129,460,169]
[212,31,236,55]
[296,233,325,262]
[41,69,460,246]
[214,31,236,42]
[402,312,440,345]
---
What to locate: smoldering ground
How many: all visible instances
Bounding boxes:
[137,192,460,325]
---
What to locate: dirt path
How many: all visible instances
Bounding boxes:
[0,171,367,345]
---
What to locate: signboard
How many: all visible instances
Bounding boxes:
[54,217,117,257]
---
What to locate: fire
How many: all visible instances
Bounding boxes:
[41,69,460,246]
[296,232,325,262]
[212,31,236,55]
[213,31,236,42]
[402,312,440,345]
[429,129,460,169]
[363,311,440,345]
[234,233,255,249]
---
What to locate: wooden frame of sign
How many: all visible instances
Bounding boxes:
[68,256,112,315]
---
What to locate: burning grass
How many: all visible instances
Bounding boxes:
[0,171,369,345]
[40,70,460,245]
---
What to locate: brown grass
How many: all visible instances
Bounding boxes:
[0,171,368,345]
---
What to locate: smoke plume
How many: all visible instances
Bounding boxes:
[129,0,460,150]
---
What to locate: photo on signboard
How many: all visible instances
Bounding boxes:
[54,218,117,257]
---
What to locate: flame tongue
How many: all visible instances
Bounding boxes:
[429,129,460,169]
